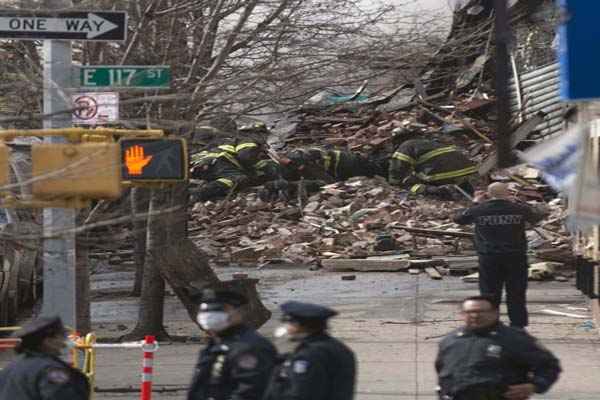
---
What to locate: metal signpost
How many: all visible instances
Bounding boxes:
[79,66,171,89]
[0,3,128,329]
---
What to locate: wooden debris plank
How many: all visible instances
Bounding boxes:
[393,225,474,238]
[321,258,410,272]
[462,272,479,283]
[425,267,443,280]
[366,254,411,261]
[408,259,445,268]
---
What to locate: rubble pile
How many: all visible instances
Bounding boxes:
[189,172,573,279]
[277,94,496,162]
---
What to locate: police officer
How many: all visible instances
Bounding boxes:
[435,295,561,400]
[264,301,356,400]
[0,316,90,400]
[388,135,477,197]
[453,182,547,328]
[187,289,277,400]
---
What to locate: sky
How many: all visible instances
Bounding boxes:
[364,0,455,36]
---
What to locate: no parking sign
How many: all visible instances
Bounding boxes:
[72,92,119,125]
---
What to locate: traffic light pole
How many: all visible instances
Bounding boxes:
[40,0,77,328]
[494,0,512,168]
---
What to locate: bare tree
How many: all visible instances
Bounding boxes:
[123,188,169,340]
[0,0,450,336]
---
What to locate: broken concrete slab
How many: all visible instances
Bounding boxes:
[321,258,410,272]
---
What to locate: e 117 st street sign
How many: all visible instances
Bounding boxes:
[79,66,171,89]
[0,11,127,41]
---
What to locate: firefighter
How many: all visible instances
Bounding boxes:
[282,147,380,182]
[191,139,288,202]
[190,145,250,201]
[388,135,477,198]
[235,123,270,170]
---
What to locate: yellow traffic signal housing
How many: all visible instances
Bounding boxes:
[120,137,188,183]
[0,143,9,191]
[31,143,122,200]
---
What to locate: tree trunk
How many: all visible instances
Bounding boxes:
[131,188,149,297]
[157,183,271,328]
[122,189,169,341]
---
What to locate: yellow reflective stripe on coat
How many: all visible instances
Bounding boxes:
[216,178,234,187]
[333,150,341,177]
[410,184,424,194]
[416,146,457,165]
[392,152,416,165]
[254,159,273,169]
[417,165,477,182]
[323,154,332,171]
[235,142,258,152]
[219,152,243,169]
[218,144,236,154]
[190,151,218,165]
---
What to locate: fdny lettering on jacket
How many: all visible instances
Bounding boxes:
[477,214,523,226]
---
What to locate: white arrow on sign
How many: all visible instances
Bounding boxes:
[0,13,118,39]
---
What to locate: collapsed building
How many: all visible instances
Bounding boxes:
[187,0,573,280]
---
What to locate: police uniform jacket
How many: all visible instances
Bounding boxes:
[264,332,356,400]
[389,139,476,186]
[0,351,90,400]
[453,199,546,255]
[187,324,277,400]
[435,323,561,397]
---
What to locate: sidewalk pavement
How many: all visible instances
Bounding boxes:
[3,269,600,399]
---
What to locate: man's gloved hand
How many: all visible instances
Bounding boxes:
[302,179,326,194]
[424,185,456,200]
[195,181,229,202]
[402,174,420,187]
[259,179,290,202]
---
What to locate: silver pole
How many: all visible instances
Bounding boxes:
[40,1,77,328]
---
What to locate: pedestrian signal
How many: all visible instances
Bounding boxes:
[119,138,188,182]
[31,143,122,200]
[125,145,153,176]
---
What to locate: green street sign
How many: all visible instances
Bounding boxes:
[78,65,171,89]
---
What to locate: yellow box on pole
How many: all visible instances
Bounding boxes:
[32,143,122,199]
[0,144,9,190]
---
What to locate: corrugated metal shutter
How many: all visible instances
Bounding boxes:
[509,62,566,139]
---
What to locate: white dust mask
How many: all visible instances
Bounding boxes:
[197,311,230,332]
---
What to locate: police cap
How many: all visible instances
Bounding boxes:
[13,316,65,340]
[280,301,337,323]
[191,288,248,310]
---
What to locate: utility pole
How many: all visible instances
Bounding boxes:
[41,0,77,328]
[494,0,512,168]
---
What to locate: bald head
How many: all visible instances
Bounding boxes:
[488,182,510,199]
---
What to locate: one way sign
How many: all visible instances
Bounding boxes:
[0,11,127,41]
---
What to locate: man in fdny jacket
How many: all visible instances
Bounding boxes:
[453,182,547,328]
